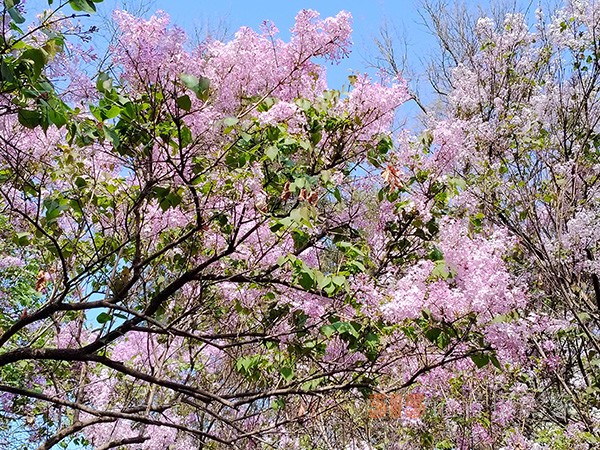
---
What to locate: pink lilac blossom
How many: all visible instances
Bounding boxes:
[1,3,566,448]
[343,74,410,140]
[257,101,306,133]
[194,9,352,114]
[382,219,525,323]
[112,10,191,85]
[0,256,24,269]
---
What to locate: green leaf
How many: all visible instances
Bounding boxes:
[103,105,121,120]
[180,74,199,89]
[489,354,502,370]
[14,232,30,246]
[69,0,96,13]
[331,275,345,287]
[44,198,69,222]
[47,107,68,128]
[270,221,285,233]
[103,126,120,146]
[314,272,328,290]
[223,117,238,127]
[337,321,359,338]
[18,109,42,129]
[280,366,293,382]
[43,36,65,58]
[194,76,210,101]
[96,312,112,324]
[9,21,23,34]
[157,190,183,211]
[179,126,192,148]
[0,61,14,83]
[271,398,285,410]
[265,145,278,160]
[324,283,336,295]
[176,94,192,111]
[425,327,442,343]
[180,73,210,101]
[365,332,379,345]
[470,353,490,368]
[310,130,322,146]
[346,260,365,274]
[428,246,444,261]
[301,378,322,391]
[289,206,313,226]
[430,260,451,279]
[298,270,314,290]
[321,324,335,338]
[333,187,342,202]
[7,6,25,24]
[291,230,310,250]
[21,48,47,79]
[74,176,88,189]
[96,72,112,93]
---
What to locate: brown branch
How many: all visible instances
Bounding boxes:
[37,417,113,450]
[97,436,150,450]
[0,384,230,445]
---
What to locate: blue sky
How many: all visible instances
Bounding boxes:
[102,0,437,91]
[26,0,475,122]
[24,0,536,124]
[94,0,444,124]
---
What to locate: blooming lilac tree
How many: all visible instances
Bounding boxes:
[0,1,554,449]
[367,0,600,448]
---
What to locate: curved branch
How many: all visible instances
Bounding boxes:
[0,383,230,445]
[37,417,113,450]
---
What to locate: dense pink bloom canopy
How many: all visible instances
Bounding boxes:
[1,1,595,448]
